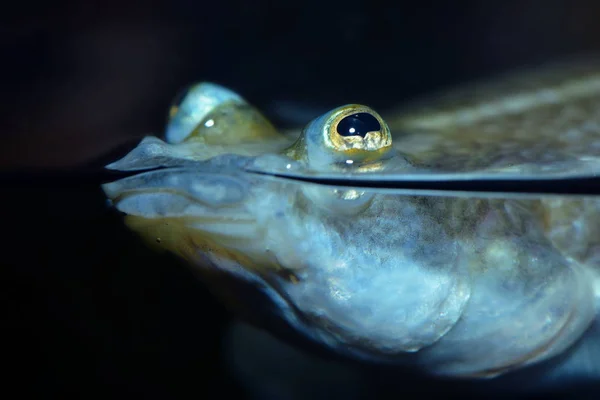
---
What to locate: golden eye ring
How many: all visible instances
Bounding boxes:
[323,104,392,160]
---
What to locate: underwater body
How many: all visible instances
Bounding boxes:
[102,58,600,388]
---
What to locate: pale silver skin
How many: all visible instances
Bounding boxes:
[103,61,600,379]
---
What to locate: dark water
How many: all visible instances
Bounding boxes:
[4,1,600,398]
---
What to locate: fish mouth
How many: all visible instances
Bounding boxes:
[102,161,265,254]
[100,136,262,231]
[102,167,252,210]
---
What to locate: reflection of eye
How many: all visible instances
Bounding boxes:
[336,112,381,138]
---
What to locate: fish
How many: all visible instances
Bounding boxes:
[102,58,600,383]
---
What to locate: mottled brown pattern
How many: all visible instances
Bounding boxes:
[383,60,600,273]
[386,60,600,172]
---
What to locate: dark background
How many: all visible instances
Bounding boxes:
[4,0,600,398]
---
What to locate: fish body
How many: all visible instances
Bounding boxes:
[103,58,600,380]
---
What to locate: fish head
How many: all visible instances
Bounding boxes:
[102,80,597,378]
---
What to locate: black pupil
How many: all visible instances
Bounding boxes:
[336,113,381,137]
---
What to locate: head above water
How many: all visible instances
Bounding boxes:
[103,75,600,380]
[165,82,393,170]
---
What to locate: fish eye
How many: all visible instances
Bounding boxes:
[336,112,382,138]
[165,82,279,145]
[326,106,391,155]
[286,104,392,167]
[166,82,243,144]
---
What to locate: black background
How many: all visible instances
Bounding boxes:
[4,1,600,398]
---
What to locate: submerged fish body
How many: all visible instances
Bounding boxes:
[103,60,600,379]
